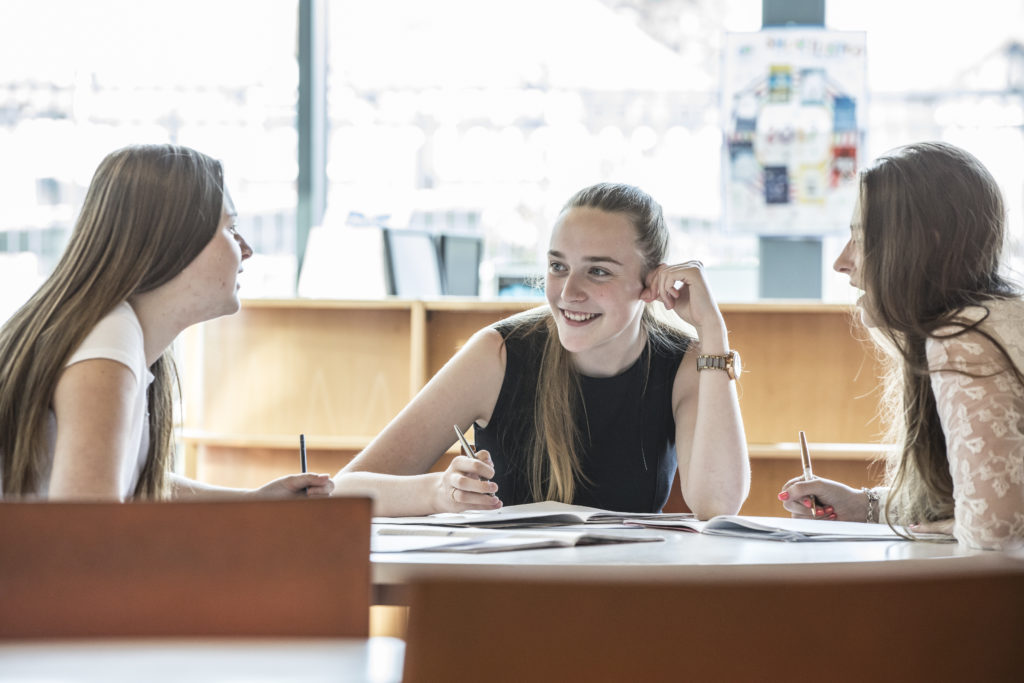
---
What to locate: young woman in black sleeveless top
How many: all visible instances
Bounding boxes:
[335,183,749,517]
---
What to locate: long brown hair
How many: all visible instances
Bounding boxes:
[509,183,691,503]
[858,142,1023,523]
[0,144,225,498]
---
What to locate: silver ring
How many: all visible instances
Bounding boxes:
[450,487,457,503]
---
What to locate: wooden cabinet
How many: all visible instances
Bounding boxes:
[179,299,890,515]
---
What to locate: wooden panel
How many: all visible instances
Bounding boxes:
[425,307,534,375]
[190,306,412,436]
[402,562,1024,682]
[727,309,885,444]
[0,498,372,639]
[194,445,360,488]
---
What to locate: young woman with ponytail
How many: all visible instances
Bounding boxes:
[336,183,749,518]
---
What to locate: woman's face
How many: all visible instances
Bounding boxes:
[545,206,647,374]
[175,194,253,321]
[834,189,874,325]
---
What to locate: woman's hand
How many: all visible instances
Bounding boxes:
[252,473,336,498]
[778,476,868,522]
[641,261,724,335]
[435,450,501,512]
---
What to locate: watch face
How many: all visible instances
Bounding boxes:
[729,351,742,379]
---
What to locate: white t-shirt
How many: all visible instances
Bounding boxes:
[3,302,154,499]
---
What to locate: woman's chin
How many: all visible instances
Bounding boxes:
[855,296,877,328]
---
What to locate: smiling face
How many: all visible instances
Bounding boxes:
[545,206,648,376]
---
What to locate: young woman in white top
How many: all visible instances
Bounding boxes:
[0,144,334,501]
[779,142,1024,550]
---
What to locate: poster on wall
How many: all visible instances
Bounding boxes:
[721,29,867,235]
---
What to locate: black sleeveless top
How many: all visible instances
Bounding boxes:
[474,317,689,512]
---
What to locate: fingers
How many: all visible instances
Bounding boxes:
[451,452,496,480]
[446,451,500,510]
[778,481,836,519]
[909,518,954,535]
[303,475,335,497]
[643,262,702,303]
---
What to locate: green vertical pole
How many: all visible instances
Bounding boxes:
[297,0,327,290]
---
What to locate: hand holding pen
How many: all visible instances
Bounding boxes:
[776,431,838,520]
[442,424,500,511]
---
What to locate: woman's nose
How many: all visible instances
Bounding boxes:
[833,240,853,274]
[562,272,586,302]
[237,233,253,260]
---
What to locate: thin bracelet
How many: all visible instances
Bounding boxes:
[862,487,880,524]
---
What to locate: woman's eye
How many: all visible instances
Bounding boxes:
[590,267,610,277]
[549,262,566,273]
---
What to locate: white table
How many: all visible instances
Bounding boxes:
[371,524,984,604]
[0,636,405,683]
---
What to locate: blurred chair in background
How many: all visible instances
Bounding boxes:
[402,555,1024,683]
[0,496,372,639]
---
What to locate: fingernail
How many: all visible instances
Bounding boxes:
[814,508,825,516]
[828,513,837,520]
[777,491,789,501]
[801,498,812,508]
[824,506,834,514]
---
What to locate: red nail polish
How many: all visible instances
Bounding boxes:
[778,491,790,501]
[802,498,812,508]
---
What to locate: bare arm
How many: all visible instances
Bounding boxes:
[642,261,750,519]
[49,359,335,501]
[671,324,750,518]
[334,327,507,516]
[48,359,137,501]
[167,471,334,499]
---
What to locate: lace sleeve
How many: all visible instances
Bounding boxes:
[927,333,1024,550]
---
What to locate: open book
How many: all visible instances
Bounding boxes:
[625,515,954,542]
[372,525,663,554]
[374,501,695,529]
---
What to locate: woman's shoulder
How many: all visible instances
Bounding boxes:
[927,297,1024,371]
[68,302,147,381]
[492,306,551,339]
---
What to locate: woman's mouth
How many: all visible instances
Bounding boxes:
[561,309,600,323]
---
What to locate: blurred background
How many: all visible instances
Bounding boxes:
[2,0,1022,320]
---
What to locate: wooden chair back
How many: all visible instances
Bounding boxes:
[402,555,1024,683]
[0,496,372,639]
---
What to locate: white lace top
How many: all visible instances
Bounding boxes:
[925,297,1024,550]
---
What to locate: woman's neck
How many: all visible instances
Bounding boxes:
[126,292,190,366]
[569,319,647,378]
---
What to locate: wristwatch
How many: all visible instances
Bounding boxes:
[696,350,742,380]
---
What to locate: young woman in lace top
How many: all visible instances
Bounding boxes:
[778,142,1024,550]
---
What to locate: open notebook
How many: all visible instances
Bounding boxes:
[625,515,955,543]
[372,525,663,554]
[374,501,695,529]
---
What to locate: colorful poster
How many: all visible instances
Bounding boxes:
[721,29,867,235]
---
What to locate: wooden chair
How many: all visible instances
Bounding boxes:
[402,555,1024,683]
[0,496,372,639]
